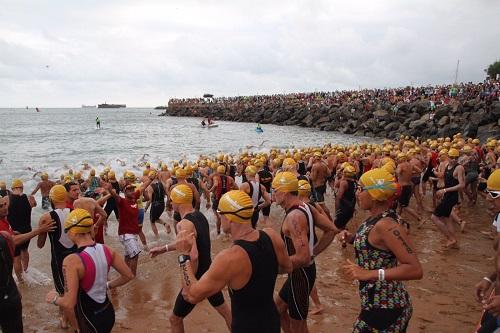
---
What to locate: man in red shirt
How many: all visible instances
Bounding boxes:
[64,182,80,210]
[106,177,152,276]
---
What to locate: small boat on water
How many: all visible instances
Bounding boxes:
[255,128,263,133]
[201,124,218,128]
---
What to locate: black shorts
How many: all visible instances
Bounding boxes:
[312,185,326,203]
[173,289,225,318]
[262,205,271,217]
[433,194,458,218]
[411,176,421,186]
[150,202,165,222]
[334,207,354,229]
[477,310,499,333]
[14,239,30,257]
[278,262,316,320]
[212,196,220,212]
[0,289,23,333]
[465,172,479,185]
[398,185,412,208]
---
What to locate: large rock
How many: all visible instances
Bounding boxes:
[409,118,427,129]
[373,109,389,118]
[463,122,478,138]
[384,121,400,132]
[438,116,450,127]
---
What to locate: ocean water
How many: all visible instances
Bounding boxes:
[0,107,366,192]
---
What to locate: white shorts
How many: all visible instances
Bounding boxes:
[119,234,141,259]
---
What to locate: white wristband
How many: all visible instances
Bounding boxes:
[165,244,169,252]
[378,269,385,281]
[106,281,111,290]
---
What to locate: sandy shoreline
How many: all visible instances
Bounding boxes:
[18,189,492,333]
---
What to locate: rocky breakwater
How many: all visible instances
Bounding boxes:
[161,99,500,140]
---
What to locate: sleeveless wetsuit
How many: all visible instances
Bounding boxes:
[0,234,23,333]
[150,182,166,223]
[258,169,273,217]
[353,211,412,332]
[75,244,115,333]
[230,231,280,333]
[49,208,77,294]
[246,180,263,229]
[334,179,357,229]
[212,175,231,211]
[434,164,459,218]
[278,203,316,320]
[8,193,32,256]
[173,211,224,317]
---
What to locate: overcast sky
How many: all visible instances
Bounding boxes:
[1,0,499,107]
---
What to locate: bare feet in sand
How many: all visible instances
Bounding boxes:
[309,305,324,315]
[460,220,466,233]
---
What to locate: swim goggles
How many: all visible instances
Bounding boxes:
[217,205,254,220]
[487,190,500,199]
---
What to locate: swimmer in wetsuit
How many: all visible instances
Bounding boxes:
[342,168,423,332]
[45,209,134,333]
[175,190,292,333]
[149,185,232,332]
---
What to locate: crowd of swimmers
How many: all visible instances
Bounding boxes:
[1,133,500,332]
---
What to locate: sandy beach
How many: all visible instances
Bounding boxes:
[16,188,492,333]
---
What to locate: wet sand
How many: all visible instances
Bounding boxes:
[19,190,493,332]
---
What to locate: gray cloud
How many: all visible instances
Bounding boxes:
[0,0,499,107]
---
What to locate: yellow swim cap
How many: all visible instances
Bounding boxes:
[313,152,322,159]
[90,169,96,177]
[74,172,82,180]
[343,165,356,177]
[217,190,254,224]
[170,184,193,204]
[359,168,397,201]
[0,181,5,190]
[382,162,395,175]
[487,169,500,191]
[298,180,312,196]
[49,185,67,204]
[184,166,193,177]
[11,179,23,189]
[245,165,257,176]
[448,148,460,158]
[41,172,49,181]
[282,158,297,171]
[396,152,407,161]
[272,172,298,192]
[149,169,157,178]
[161,163,168,171]
[108,171,116,180]
[64,208,94,234]
[64,175,72,184]
[175,168,187,179]
[216,165,226,174]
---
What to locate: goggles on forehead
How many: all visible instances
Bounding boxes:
[217,205,254,220]
[488,190,500,199]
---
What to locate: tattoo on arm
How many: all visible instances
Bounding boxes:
[391,229,413,254]
[292,219,305,247]
[181,264,191,286]
[63,266,68,293]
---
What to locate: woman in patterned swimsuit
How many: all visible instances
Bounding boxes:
[342,168,423,332]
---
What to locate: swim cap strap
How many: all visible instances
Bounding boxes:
[64,215,93,233]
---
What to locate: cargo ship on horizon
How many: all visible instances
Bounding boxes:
[98,103,126,108]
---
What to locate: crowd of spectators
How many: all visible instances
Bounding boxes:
[168,79,500,112]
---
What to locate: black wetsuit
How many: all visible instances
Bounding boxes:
[7,193,32,256]
[434,164,459,218]
[0,235,23,333]
[258,169,273,217]
[230,231,280,333]
[104,182,120,219]
[278,204,316,320]
[150,182,166,223]
[49,209,78,294]
[173,211,224,317]
[334,179,357,229]
[297,161,307,176]
[245,180,263,229]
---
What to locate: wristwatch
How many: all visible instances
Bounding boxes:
[178,254,191,266]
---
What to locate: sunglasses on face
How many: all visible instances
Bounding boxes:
[488,190,500,199]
